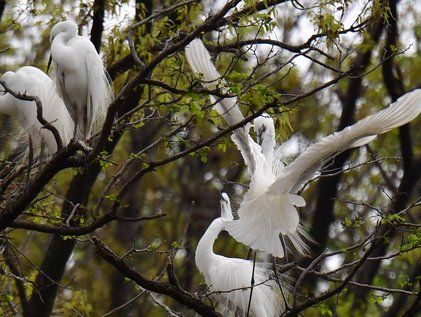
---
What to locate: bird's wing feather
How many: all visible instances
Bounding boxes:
[43,79,75,149]
[84,41,113,137]
[230,128,259,174]
[185,38,257,174]
[185,39,244,126]
[0,87,17,115]
[269,89,421,194]
[54,68,78,123]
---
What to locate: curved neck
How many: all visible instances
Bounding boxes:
[195,218,224,273]
[56,27,77,44]
[261,132,275,164]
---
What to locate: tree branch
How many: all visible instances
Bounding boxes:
[93,237,221,317]
[0,79,63,150]
[10,213,165,236]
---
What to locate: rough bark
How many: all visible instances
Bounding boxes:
[90,0,106,53]
[23,78,144,315]
[0,0,5,22]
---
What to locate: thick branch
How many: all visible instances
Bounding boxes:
[0,0,5,22]
[90,0,106,53]
[93,238,221,317]
[10,213,165,236]
[0,144,83,231]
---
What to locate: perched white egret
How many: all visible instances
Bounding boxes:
[185,39,258,175]
[196,193,286,317]
[225,89,421,257]
[0,66,74,154]
[49,21,112,139]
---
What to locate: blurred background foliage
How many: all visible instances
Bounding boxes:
[0,0,420,316]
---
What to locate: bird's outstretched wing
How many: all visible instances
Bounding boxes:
[185,38,244,125]
[185,38,258,174]
[269,89,421,194]
[226,89,420,257]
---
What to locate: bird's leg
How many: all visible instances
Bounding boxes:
[70,117,92,153]
[272,257,291,311]
[280,236,288,262]
[74,140,93,153]
[246,251,257,317]
[25,134,34,193]
[38,139,45,173]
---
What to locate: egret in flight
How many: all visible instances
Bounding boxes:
[196,193,286,316]
[49,21,112,140]
[0,66,74,154]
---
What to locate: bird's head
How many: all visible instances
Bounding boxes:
[253,113,275,145]
[220,192,234,221]
[50,21,78,43]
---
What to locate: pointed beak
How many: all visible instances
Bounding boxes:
[47,54,52,73]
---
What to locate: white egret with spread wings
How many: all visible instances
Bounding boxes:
[186,38,421,258]
[226,89,421,257]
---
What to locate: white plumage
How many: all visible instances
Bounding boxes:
[187,38,421,258]
[185,38,258,175]
[49,21,112,139]
[195,193,286,317]
[225,114,309,258]
[269,90,421,194]
[226,89,421,257]
[0,66,74,154]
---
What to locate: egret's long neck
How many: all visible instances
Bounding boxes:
[195,218,224,273]
[261,130,275,164]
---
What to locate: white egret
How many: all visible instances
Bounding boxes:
[196,193,286,317]
[49,21,112,139]
[186,39,308,257]
[186,39,421,258]
[185,38,258,175]
[225,89,421,257]
[0,66,74,154]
